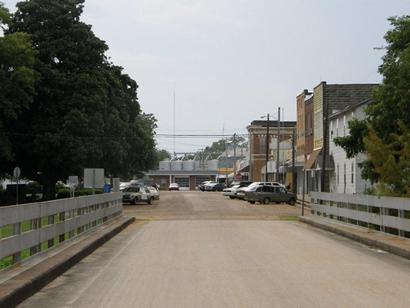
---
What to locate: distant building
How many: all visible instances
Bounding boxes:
[296,90,314,194]
[329,99,373,194]
[145,160,218,190]
[247,120,296,182]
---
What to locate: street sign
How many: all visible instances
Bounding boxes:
[84,168,105,189]
[13,167,21,205]
[13,167,21,179]
[68,176,79,187]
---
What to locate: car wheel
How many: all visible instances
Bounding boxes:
[229,196,235,199]
[147,197,152,205]
[249,201,255,204]
[288,198,296,206]
[264,197,270,205]
[132,198,137,205]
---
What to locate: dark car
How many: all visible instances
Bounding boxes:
[244,185,296,205]
[208,182,226,191]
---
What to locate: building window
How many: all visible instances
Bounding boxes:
[336,118,339,137]
[344,163,347,191]
[259,135,266,154]
[337,164,339,185]
[343,115,346,136]
[351,162,354,184]
[330,121,333,139]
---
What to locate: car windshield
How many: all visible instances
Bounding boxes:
[125,187,140,192]
[248,185,260,191]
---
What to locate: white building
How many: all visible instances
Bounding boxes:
[329,99,373,194]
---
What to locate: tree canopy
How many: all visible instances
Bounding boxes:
[1,0,157,199]
[0,2,37,171]
[335,15,410,196]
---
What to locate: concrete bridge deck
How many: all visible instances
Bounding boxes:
[18,191,410,307]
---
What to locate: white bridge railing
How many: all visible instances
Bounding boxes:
[310,192,410,238]
[0,193,123,268]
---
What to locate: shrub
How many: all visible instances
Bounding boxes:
[56,188,71,199]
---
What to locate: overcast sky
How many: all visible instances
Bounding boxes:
[3,0,410,153]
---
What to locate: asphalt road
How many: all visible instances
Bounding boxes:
[20,191,410,308]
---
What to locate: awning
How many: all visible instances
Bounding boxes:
[238,165,249,173]
[304,149,321,170]
[317,154,335,171]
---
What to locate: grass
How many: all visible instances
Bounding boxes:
[279,215,299,221]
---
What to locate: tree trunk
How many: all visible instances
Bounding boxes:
[42,178,57,201]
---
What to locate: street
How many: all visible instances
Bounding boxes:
[20,191,410,308]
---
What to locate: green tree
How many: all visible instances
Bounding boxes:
[335,16,410,195]
[200,135,246,159]
[0,2,37,171]
[156,149,171,162]
[6,0,156,199]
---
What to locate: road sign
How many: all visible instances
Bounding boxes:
[13,167,21,179]
[84,168,105,189]
[68,176,79,187]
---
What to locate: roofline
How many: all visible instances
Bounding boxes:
[329,98,373,119]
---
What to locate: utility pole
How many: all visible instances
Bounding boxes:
[265,114,270,182]
[302,154,306,216]
[276,107,281,182]
[321,99,328,192]
[233,133,237,180]
[173,90,176,158]
[292,127,296,194]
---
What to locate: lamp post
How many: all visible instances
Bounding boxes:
[265,114,270,182]
[260,114,270,182]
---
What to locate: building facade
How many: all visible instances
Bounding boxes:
[310,82,377,192]
[247,120,296,182]
[146,160,219,190]
[329,99,373,194]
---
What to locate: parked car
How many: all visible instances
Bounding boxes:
[236,182,285,199]
[148,186,160,200]
[199,181,215,191]
[122,186,153,204]
[205,182,226,191]
[244,185,296,205]
[223,184,241,199]
[229,181,252,188]
[168,183,180,191]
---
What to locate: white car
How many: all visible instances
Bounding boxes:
[168,183,179,191]
[122,186,153,204]
[148,186,160,200]
[223,185,241,199]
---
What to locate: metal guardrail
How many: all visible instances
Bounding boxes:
[0,193,123,268]
[310,192,410,238]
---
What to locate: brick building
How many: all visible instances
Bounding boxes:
[247,120,296,182]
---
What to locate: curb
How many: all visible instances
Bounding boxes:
[0,216,135,308]
[299,216,410,261]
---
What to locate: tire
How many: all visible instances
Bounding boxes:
[249,201,255,204]
[132,198,137,205]
[263,197,270,205]
[288,198,296,206]
[229,196,235,199]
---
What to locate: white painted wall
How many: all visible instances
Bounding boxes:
[329,104,372,194]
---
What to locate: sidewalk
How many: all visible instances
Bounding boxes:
[299,216,410,260]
